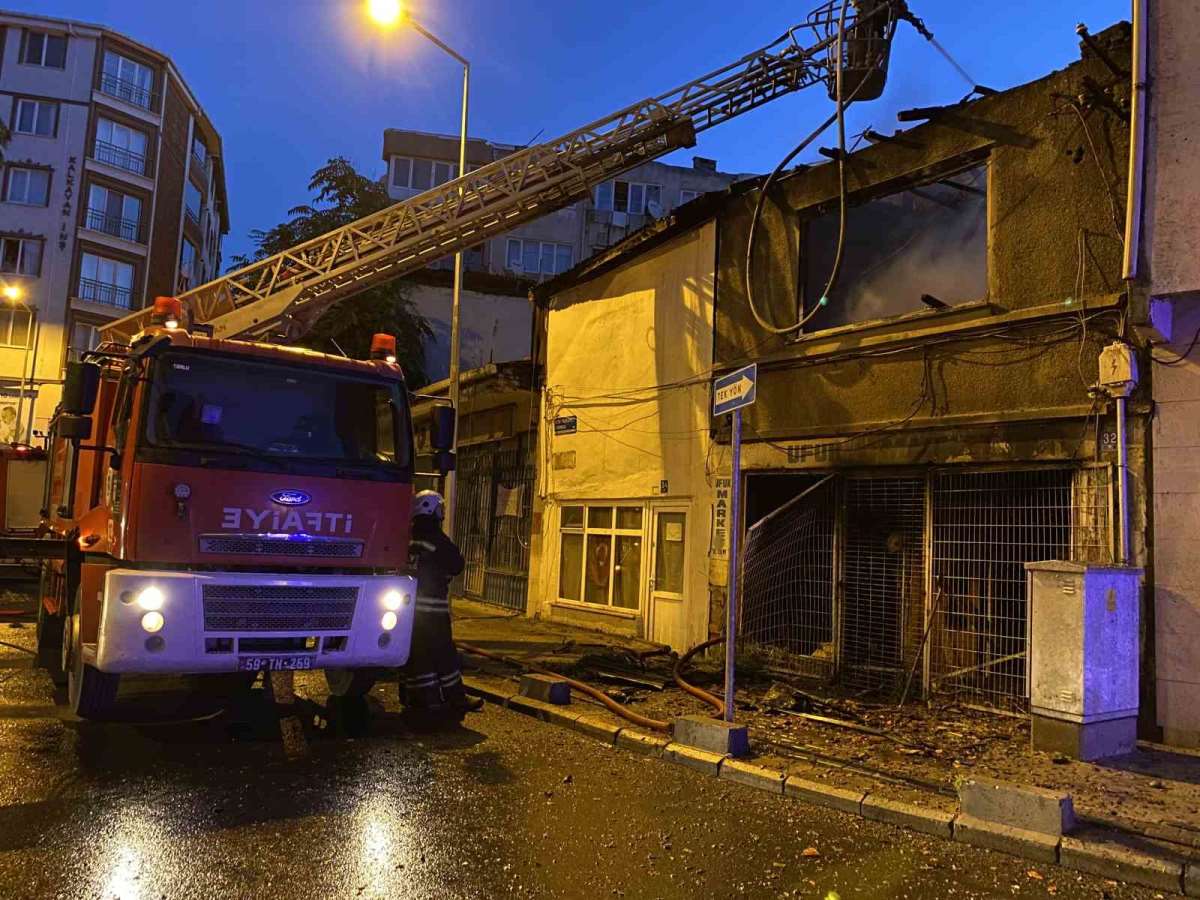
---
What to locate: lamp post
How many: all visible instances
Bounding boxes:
[3,285,37,446]
[368,0,469,538]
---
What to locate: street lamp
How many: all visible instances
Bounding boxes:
[3,284,37,446]
[367,0,470,538]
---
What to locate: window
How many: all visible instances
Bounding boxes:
[86,185,142,242]
[185,181,202,223]
[0,307,32,348]
[505,239,572,277]
[390,156,458,191]
[0,237,42,277]
[94,118,149,175]
[101,51,155,109]
[4,168,50,206]
[20,31,67,68]
[14,99,58,137]
[191,136,207,166]
[179,238,198,289]
[78,252,135,308]
[679,189,701,206]
[558,504,644,610]
[68,319,102,361]
[594,179,662,215]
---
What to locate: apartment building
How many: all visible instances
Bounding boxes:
[381,128,740,280]
[0,10,229,443]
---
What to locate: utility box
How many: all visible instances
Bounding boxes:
[1025,561,1141,761]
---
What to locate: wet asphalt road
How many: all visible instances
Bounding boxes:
[0,631,1168,899]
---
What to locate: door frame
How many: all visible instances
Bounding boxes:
[646,501,690,644]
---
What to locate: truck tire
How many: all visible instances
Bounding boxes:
[36,568,65,685]
[325,668,378,698]
[64,591,119,721]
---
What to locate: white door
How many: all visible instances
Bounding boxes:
[648,506,689,648]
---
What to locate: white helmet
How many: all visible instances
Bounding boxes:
[412,490,445,520]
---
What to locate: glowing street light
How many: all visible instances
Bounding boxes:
[2,284,21,302]
[367,0,469,538]
[367,0,405,27]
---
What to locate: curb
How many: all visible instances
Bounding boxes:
[464,676,1192,895]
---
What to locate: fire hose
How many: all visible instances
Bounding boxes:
[455,640,670,733]
[672,636,727,718]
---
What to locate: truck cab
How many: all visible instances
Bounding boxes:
[38,310,430,719]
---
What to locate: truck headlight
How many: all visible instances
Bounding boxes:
[141,611,165,633]
[137,587,165,612]
[380,611,398,631]
[381,589,409,611]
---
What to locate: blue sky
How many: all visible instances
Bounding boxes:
[20,0,1129,263]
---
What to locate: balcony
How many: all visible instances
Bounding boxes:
[85,207,141,243]
[190,152,209,184]
[184,205,201,227]
[93,139,146,176]
[98,73,156,111]
[77,278,132,309]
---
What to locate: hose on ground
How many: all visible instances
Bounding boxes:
[456,640,670,733]
[673,636,726,718]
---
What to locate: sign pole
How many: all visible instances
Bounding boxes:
[724,408,741,722]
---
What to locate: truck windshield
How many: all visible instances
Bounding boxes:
[144,352,409,469]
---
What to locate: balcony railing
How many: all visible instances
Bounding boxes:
[99,73,155,111]
[93,139,146,176]
[190,152,208,183]
[184,205,201,227]
[77,277,132,309]
[85,207,141,243]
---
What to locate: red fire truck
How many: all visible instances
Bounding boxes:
[37,299,455,719]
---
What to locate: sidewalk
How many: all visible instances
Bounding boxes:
[454,598,1200,890]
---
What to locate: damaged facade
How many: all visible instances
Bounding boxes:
[523,24,1179,737]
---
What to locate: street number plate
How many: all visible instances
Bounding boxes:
[238,656,314,672]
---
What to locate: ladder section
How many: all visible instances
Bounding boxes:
[101,2,882,344]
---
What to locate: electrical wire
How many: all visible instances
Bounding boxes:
[1152,321,1200,367]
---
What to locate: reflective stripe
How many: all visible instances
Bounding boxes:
[406,674,439,687]
[439,671,462,686]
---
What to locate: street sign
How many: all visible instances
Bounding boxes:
[553,415,578,435]
[713,364,757,416]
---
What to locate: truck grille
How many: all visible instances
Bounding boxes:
[199,534,364,559]
[202,584,358,632]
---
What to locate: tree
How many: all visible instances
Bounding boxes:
[233,157,433,385]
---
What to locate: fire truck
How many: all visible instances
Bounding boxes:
[35,0,919,718]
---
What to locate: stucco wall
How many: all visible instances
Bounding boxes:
[528,223,716,649]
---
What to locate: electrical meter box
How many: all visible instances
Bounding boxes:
[1025,561,1141,760]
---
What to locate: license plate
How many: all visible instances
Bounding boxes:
[238,655,314,672]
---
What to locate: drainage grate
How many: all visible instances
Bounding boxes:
[201,584,358,632]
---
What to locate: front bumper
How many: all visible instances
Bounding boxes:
[94,569,417,675]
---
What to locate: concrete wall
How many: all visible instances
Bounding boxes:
[528,223,716,649]
[406,279,532,384]
[1143,0,1200,747]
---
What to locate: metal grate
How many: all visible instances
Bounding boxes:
[739,476,837,680]
[839,476,927,695]
[201,584,357,632]
[198,534,364,559]
[929,466,1113,710]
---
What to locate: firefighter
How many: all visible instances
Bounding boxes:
[401,490,483,723]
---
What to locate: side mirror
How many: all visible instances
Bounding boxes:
[62,362,101,415]
[434,450,456,476]
[57,414,94,442]
[431,405,456,452]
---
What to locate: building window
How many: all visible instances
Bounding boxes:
[4,168,50,206]
[14,99,58,137]
[0,307,33,349]
[86,185,142,242]
[179,238,198,290]
[191,136,207,167]
[94,118,149,175]
[505,239,572,277]
[100,50,155,110]
[19,30,67,68]
[390,155,458,191]
[68,319,103,361]
[0,237,42,276]
[594,180,662,215]
[185,181,202,224]
[78,252,135,308]
[558,504,643,610]
[679,189,701,206]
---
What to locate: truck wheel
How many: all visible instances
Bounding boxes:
[64,593,120,721]
[325,668,378,698]
[36,570,65,685]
